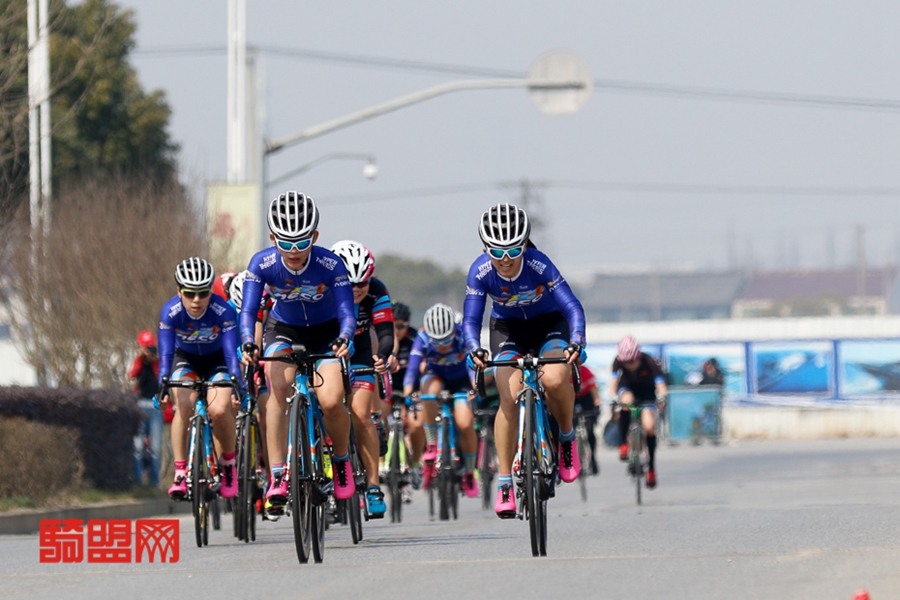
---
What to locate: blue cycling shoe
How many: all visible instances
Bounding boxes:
[365,485,386,519]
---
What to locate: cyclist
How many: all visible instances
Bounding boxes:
[213,271,237,301]
[390,302,422,491]
[609,335,667,489]
[464,203,586,518]
[331,239,398,519]
[402,303,479,499]
[239,191,357,516]
[156,257,243,501]
[575,364,601,475]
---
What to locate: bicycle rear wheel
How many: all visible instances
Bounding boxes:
[438,418,452,521]
[523,389,544,558]
[577,431,588,503]
[479,432,496,511]
[290,397,312,564]
[388,422,403,523]
[631,424,643,506]
[239,415,258,543]
[191,424,207,548]
[311,419,326,563]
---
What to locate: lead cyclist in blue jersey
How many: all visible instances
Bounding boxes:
[239,192,357,515]
[156,257,244,501]
[464,203,587,518]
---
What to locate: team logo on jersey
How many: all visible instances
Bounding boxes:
[246,271,262,283]
[476,261,493,280]
[465,286,485,297]
[269,283,327,302]
[493,285,544,307]
[260,253,276,269]
[180,325,219,343]
[547,275,564,288]
[167,303,183,319]
[210,303,226,316]
[527,259,547,275]
[431,351,465,366]
[316,256,338,271]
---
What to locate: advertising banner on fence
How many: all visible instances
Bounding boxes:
[665,343,747,400]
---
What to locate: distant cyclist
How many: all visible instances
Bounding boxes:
[390,301,421,495]
[156,257,243,501]
[239,192,357,516]
[464,203,586,518]
[609,335,667,489]
[403,303,479,499]
[331,239,398,519]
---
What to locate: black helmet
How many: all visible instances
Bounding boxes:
[392,302,411,322]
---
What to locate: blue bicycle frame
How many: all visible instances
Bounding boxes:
[416,392,469,469]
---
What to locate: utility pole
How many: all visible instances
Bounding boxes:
[502,179,549,244]
[27,0,51,239]
[227,0,247,183]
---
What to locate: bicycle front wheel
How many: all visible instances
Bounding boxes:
[191,424,206,549]
[233,416,245,540]
[479,432,496,511]
[290,396,312,564]
[311,419,326,563]
[388,422,403,523]
[438,418,452,521]
[631,424,643,506]
[577,430,588,503]
[523,388,544,558]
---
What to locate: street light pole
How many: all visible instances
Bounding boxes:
[267,152,377,189]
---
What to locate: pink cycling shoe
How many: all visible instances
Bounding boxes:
[219,458,238,499]
[558,439,581,483]
[495,484,516,519]
[265,474,288,507]
[168,472,187,501]
[462,473,478,498]
[423,443,438,462]
[421,461,437,489]
[333,459,356,500]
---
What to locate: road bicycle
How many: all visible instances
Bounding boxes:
[476,355,580,557]
[158,375,242,548]
[386,393,410,523]
[234,363,263,543]
[611,401,655,506]
[260,345,351,564]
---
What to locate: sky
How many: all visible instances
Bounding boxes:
[121,1,900,282]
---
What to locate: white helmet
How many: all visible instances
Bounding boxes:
[423,303,456,341]
[267,191,319,241]
[331,240,375,284]
[229,271,249,310]
[174,257,215,290]
[478,203,530,249]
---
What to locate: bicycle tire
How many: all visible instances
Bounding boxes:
[249,419,260,543]
[347,425,365,542]
[311,418,326,563]
[211,496,221,531]
[290,395,312,564]
[238,415,256,543]
[348,493,362,544]
[524,388,541,557]
[233,416,244,540]
[388,421,403,523]
[631,424,642,506]
[577,433,588,503]
[479,432,496,511]
[438,417,452,521]
[191,423,205,549]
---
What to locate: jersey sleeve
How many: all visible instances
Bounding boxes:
[217,300,243,386]
[403,332,427,389]
[463,258,489,353]
[329,270,356,344]
[157,303,176,385]
[542,256,586,346]
[240,256,266,346]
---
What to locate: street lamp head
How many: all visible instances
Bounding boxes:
[363,161,378,181]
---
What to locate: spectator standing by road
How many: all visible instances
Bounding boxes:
[699,358,724,386]
[130,330,162,487]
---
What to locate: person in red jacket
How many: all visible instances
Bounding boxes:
[130,330,162,487]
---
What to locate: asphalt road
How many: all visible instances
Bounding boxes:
[2,438,899,600]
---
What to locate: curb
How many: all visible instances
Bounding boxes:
[0,499,192,535]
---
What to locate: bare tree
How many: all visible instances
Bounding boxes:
[5,174,203,389]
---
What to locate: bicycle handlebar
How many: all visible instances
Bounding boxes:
[474,354,581,397]
[350,366,389,400]
[407,391,470,409]
[159,375,242,401]
[258,344,352,396]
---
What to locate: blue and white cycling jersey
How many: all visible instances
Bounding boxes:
[462,248,586,352]
[239,246,356,346]
[158,294,242,384]
[404,324,473,389]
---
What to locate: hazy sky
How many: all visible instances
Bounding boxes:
[122,1,900,281]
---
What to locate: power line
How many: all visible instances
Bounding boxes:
[322,180,900,206]
[133,44,900,113]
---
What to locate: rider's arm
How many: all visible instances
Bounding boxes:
[462,259,488,353]
[240,268,265,346]
[331,272,357,343]
[157,303,176,385]
[544,258,586,347]
[370,288,395,361]
[608,374,620,402]
[403,333,427,391]
[219,303,244,386]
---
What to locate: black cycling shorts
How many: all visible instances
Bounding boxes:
[171,348,229,382]
[263,318,340,358]
[490,310,570,360]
